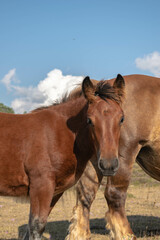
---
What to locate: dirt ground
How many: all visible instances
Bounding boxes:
[0,163,159,240]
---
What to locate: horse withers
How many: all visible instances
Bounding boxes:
[0,75,125,239]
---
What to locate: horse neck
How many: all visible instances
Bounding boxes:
[50,96,88,124]
[65,96,87,118]
[70,97,95,148]
[62,97,88,131]
[48,96,95,179]
[52,96,94,153]
[65,96,95,179]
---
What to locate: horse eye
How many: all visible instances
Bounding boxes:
[87,118,93,125]
[120,116,124,124]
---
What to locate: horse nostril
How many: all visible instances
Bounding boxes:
[111,165,115,171]
[113,158,119,170]
[99,159,105,171]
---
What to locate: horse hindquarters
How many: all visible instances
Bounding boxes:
[66,160,103,240]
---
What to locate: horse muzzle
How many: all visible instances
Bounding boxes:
[98,157,119,176]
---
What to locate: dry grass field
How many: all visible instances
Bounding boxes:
[0,163,159,240]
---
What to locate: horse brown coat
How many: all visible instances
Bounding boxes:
[67,74,160,240]
[0,76,125,239]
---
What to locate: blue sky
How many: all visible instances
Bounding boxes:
[0,0,160,112]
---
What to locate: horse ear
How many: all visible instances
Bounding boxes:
[82,76,95,102]
[113,74,125,100]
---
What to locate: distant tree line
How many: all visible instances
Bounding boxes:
[0,103,14,113]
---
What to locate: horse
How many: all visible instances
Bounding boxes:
[0,75,125,240]
[66,74,160,240]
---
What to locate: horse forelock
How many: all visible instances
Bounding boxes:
[95,81,122,104]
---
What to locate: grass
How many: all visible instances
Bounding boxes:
[0,163,159,239]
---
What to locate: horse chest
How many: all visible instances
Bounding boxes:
[53,152,88,196]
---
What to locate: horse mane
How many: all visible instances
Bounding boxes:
[33,80,122,113]
[69,80,123,104]
[33,84,83,112]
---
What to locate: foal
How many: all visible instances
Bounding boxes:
[0,75,124,239]
[67,74,160,240]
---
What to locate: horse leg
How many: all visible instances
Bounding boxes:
[22,174,56,240]
[105,147,140,240]
[22,228,29,240]
[66,159,103,240]
[22,192,63,240]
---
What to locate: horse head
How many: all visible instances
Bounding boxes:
[82,74,125,176]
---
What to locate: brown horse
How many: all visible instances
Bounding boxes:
[0,75,125,240]
[66,74,160,240]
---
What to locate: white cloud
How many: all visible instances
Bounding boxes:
[1,68,16,90]
[135,51,160,77]
[38,69,83,106]
[10,85,46,113]
[1,68,83,113]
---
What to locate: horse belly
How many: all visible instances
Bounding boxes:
[0,160,29,197]
[0,183,29,197]
[136,144,160,181]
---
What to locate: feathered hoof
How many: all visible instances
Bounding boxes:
[105,212,137,240]
[65,205,91,240]
[122,234,136,240]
